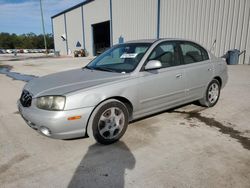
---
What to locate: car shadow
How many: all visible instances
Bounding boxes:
[68,141,136,188]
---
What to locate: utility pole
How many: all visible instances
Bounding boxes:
[40,0,47,54]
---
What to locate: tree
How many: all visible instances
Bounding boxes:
[0,32,54,49]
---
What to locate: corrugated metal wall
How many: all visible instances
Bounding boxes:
[160,0,250,64]
[112,0,158,44]
[52,16,67,55]
[52,0,250,64]
[83,0,110,56]
[65,7,84,54]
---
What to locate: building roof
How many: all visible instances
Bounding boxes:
[51,0,94,19]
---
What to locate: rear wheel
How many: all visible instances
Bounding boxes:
[87,99,129,145]
[199,79,221,107]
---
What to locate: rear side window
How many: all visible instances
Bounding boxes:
[180,42,209,64]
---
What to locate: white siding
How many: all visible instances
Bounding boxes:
[53,15,67,55]
[112,0,157,44]
[83,0,110,56]
[52,0,250,63]
[65,7,84,55]
[160,0,250,64]
[239,0,250,64]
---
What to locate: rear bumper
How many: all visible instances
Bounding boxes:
[17,100,94,139]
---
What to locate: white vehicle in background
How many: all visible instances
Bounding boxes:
[6,49,13,54]
[23,49,29,53]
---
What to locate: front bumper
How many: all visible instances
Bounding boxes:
[17,100,94,139]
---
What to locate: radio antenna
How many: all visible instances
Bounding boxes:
[210,39,216,52]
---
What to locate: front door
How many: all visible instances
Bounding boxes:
[136,41,186,116]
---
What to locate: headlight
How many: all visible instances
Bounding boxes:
[36,96,65,111]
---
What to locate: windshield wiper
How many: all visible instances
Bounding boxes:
[84,66,118,73]
[84,66,93,70]
[93,66,117,72]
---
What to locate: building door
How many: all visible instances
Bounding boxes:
[92,21,110,56]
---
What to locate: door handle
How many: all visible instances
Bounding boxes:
[176,74,182,78]
[208,68,212,71]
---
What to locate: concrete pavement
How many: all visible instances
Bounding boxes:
[0,55,249,188]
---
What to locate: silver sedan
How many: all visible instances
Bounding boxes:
[18,39,228,144]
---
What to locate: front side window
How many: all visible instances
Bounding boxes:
[180,42,209,64]
[147,42,181,68]
[86,43,151,73]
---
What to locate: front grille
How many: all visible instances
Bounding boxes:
[20,90,32,107]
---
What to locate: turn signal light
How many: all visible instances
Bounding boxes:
[68,116,82,121]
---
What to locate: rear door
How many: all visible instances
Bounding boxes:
[179,42,213,101]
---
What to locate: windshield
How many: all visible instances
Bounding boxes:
[86,43,151,73]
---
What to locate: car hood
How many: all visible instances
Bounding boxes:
[24,68,130,97]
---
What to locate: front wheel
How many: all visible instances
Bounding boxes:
[87,99,129,145]
[199,79,221,107]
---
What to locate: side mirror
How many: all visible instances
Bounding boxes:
[144,60,162,70]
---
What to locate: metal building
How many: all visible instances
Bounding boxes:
[52,0,250,64]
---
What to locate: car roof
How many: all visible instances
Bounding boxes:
[126,39,158,44]
[126,38,194,44]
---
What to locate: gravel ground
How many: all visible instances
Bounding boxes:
[0,55,249,188]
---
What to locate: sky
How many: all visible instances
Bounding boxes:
[0,0,85,35]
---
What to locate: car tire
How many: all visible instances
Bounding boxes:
[198,79,221,107]
[87,99,129,145]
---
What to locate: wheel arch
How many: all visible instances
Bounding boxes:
[213,76,222,87]
[85,96,133,137]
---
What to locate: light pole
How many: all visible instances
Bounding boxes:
[40,0,47,54]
